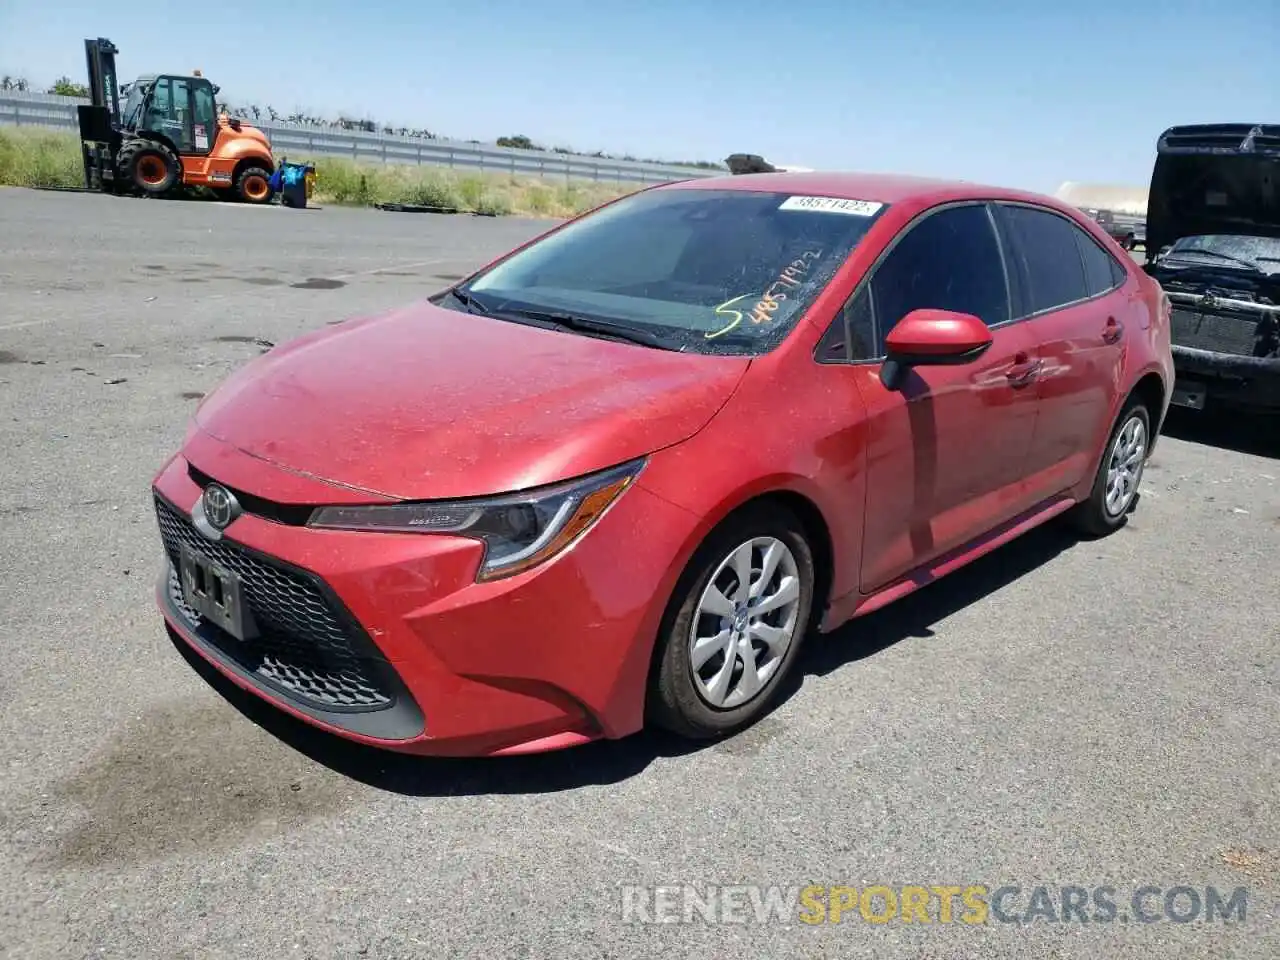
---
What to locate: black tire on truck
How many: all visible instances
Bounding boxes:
[235,165,275,204]
[116,139,181,196]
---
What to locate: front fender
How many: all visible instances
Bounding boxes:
[214,127,274,165]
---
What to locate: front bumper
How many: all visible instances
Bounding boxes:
[1170,345,1280,411]
[152,446,699,756]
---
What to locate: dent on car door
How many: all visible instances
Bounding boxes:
[993,203,1130,498]
[835,202,1042,594]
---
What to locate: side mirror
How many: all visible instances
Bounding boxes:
[879,308,994,389]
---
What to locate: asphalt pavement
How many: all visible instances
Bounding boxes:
[1,187,1277,959]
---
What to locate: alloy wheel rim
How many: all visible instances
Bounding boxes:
[689,536,802,710]
[1104,415,1147,518]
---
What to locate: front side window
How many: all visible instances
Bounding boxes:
[868,203,1011,347]
[168,78,192,151]
[120,83,145,128]
[458,188,887,355]
[816,284,876,362]
[144,78,172,125]
[192,83,217,152]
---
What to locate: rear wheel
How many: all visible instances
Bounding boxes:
[649,503,814,740]
[117,140,180,196]
[235,165,274,204]
[1067,397,1151,537]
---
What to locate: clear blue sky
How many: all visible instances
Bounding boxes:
[2,0,1276,191]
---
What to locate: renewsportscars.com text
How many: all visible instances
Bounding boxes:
[620,883,1250,926]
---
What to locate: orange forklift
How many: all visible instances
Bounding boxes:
[77,38,277,203]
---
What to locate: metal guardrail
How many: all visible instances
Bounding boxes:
[0,90,723,185]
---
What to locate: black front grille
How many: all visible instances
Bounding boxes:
[1171,307,1262,356]
[155,494,396,711]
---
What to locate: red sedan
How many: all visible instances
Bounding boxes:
[153,171,1174,756]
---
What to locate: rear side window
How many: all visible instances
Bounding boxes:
[870,204,1011,342]
[1075,226,1127,296]
[1108,255,1128,287]
[1000,205,1089,315]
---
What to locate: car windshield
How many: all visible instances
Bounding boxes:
[1163,234,1280,274]
[457,187,887,355]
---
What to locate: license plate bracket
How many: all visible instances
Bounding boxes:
[1171,381,1207,410]
[178,543,259,641]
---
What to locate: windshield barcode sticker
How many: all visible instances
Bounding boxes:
[779,196,882,216]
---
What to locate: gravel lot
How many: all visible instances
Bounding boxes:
[1,187,1277,960]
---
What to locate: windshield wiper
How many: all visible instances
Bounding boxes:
[442,286,493,315]
[1163,249,1262,272]
[496,308,683,351]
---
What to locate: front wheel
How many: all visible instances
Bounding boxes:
[648,504,814,740]
[1067,398,1151,537]
[117,139,180,196]
[235,165,274,204]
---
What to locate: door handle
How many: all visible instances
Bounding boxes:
[1006,352,1041,387]
[1102,317,1124,344]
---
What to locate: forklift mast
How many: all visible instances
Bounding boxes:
[84,38,121,122]
[77,38,123,191]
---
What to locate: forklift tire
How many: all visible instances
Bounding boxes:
[117,140,180,196]
[235,166,275,204]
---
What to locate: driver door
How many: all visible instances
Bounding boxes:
[189,81,218,156]
[142,77,194,153]
[842,202,1043,593]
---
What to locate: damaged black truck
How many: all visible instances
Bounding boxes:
[1143,123,1280,416]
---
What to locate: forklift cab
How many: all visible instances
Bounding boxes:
[120,74,220,155]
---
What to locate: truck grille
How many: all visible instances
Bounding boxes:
[155,494,396,711]
[1171,307,1263,357]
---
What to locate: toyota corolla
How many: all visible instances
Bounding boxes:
[152,171,1174,756]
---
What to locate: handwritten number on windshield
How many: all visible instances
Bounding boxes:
[706,294,752,339]
[705,250,824,338]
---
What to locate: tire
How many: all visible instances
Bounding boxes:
[116,139,180,196]
[1067,396,1151,538]
[235,165,274,204]
[648,503,815,740]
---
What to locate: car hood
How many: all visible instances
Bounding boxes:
[193,301,750,501]
[1146,123,1280,256]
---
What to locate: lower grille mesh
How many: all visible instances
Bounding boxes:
[1171,308,1262,357]
[155,495,395,710]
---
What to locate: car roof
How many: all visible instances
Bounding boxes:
[661,170,1074,212]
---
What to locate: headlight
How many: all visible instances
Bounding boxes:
[307,459,645,581]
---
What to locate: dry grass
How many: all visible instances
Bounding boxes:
[0,128,642,217]
[0,127,83,189]
[306,157,638,217]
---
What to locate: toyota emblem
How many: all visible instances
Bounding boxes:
[193,483,242,540]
